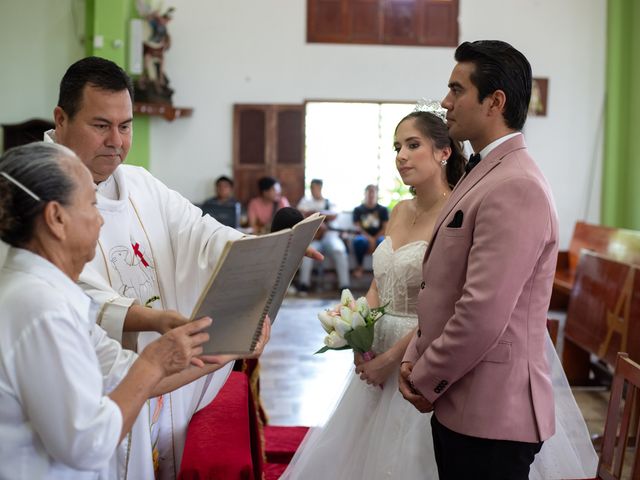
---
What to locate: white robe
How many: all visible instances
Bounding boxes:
[78,162,244,478]
[0,248,136,479]
[0,240,7,267]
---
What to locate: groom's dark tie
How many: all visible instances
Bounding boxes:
[465,153,482,174]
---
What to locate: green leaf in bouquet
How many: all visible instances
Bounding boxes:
[365,301,390,326]
[314,344,351,355]
[344,323,375,354]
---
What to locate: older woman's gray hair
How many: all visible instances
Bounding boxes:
[0,142,77,247]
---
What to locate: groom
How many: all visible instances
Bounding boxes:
[399,40,558,479]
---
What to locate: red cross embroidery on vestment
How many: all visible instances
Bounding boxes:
[132,242,150,267]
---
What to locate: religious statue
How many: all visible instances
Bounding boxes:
[135,0,175,104]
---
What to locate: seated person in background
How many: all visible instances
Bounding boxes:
[199,175,242,227]
[201,175,237,206]
[297,178,350,293]
[247,176,290,234]
[0,142,270,478]
[352,184,388,278]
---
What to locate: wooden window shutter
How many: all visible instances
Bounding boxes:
[383,0,418,45]
[237,108,266,165]
[308,0,348,43]
[307,0,458,47]
[348,0,380,44]
[418,0,458,47]
[233,104,305,206]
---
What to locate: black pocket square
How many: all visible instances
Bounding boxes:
[447,210,464,228]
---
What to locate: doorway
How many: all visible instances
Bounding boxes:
[304,101,414,211]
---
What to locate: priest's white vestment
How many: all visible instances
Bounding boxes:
[79,163,243,479]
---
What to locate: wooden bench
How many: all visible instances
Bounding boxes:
[550,221,640,309]
[560,251,640,385]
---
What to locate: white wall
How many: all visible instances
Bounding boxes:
[0,0,85,146]
[0,0,607,249]
[151,0,606,249]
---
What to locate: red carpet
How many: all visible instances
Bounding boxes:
[264,425,309,464]
[263,462,288,480]
[263,425,309,479]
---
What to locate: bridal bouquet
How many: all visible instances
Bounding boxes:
[315,289,387,360]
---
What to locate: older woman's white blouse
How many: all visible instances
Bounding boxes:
[0,248,136,479]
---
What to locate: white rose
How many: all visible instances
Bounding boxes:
[334,314,353,336]
[351,311,366,329]
[339,306,354,325]
[318,310,335,334]
[341,288,355,308]
[355,297,370,319]
[324,330,348,348]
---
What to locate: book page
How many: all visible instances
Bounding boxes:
[265,213,324,322]
[191,213,324,354]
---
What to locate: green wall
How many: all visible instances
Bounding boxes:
[86,0,150,170]
[602,0,640,229]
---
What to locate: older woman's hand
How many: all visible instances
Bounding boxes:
[140,316,212,375]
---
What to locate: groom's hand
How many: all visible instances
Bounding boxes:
[399,362,434,413]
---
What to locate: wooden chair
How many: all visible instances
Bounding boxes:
[592,353,640,479]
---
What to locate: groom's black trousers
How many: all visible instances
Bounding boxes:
[431,414,543,480]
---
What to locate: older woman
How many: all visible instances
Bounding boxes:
[0,142,269,478]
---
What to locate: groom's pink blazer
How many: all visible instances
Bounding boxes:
[404,134,558,443]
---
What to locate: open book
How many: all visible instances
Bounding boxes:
[190,213,324,354]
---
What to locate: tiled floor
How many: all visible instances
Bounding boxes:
[259,296,353,426]
[260,271,372,426]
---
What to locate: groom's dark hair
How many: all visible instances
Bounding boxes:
[455,40,532,131]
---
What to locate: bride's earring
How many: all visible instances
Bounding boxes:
[440,159,448,166]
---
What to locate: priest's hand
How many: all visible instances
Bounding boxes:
[399,361,434,413]
[305,247,324,261]
[248,315,271,357]
[124,304,189,334]
[156,310,189,334]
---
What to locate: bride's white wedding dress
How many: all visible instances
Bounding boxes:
[283,237,598,479]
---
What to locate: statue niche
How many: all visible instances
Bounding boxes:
[135,1,175,105]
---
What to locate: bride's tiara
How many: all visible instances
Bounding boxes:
[413,98,447,123]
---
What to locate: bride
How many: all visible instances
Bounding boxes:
[282,109,598,479]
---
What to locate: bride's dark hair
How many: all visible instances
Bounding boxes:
[396,111,466,188]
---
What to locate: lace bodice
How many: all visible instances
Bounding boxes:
[370,237,428,354]
[372,237,427,316]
